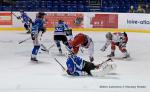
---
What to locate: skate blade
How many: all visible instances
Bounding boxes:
[31,60,38,63]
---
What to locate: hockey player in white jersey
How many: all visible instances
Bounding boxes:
[101,32,130,58]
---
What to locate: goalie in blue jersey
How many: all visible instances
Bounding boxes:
[66,54,116,76]
[66,55,99,76]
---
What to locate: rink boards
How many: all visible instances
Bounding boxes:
[0,28,150,33]
[0,12,150,33]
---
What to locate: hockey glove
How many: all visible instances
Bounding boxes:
[39,27,46,34]
[119,42,126,48]
[29,19,33,24]
[17,16,21,19]
[42,27,46,33]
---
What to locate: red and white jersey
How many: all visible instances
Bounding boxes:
[69,33,94,58]
[112,32,127,43]
[104,32,128,48]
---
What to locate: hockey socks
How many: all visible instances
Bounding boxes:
[31,45,40,61]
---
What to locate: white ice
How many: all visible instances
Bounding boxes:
[0,31,150,92]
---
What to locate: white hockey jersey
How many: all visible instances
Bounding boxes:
[103,32,128,49]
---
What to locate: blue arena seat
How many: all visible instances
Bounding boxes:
[0,0,148,12]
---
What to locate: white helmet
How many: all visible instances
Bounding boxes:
[106,32,112,40]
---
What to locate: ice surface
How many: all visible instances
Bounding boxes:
[0,31,150,92]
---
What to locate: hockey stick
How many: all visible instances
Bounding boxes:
[80,47,84,53]
[12,12,18,18]
[10,4,17,18]
[99,58,113,67]
[41,43,55,52]
[54,58,66,71]
[18,37,31,44]
[41,44,49,52]
[12,12,24,23]
[48,44,55,50]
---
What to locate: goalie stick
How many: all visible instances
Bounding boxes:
[18,37,31,44]
[54,58,66,71]
[99,58,113,67]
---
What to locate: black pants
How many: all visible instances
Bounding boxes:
[54,35,68,45]
[24,23,30,31]
[82,60,97,76]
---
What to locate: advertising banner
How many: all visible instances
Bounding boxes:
[119,13,150,30]
[90,14,118,28]
[0,12,12,25]
[45,13,84,28]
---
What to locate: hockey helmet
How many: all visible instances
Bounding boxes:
[20,10,24,14]
[37,12,46,18]
[58,20,64,23]
[106,32,112,40]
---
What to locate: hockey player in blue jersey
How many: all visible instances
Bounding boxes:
[31,12,46,62]
[17,10,32,34]
[66,55,100,76]
[54,20,71,54]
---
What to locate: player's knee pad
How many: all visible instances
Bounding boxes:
[111,45,116,50]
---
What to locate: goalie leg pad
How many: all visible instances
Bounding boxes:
[100,63,117,76]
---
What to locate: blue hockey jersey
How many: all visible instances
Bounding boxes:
[54,22,69,35]
[20,13,31,25]
[32,18,44,34]
[66,56,84,76]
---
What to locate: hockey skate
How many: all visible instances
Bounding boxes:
[123,54,130,59]
[107,52,115,57]
[31,57,38,63]
[111,53,132,61]
[59,48,62,54]
[122,52,130,59]
[26,30,31,34]
[96,64,101,69]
